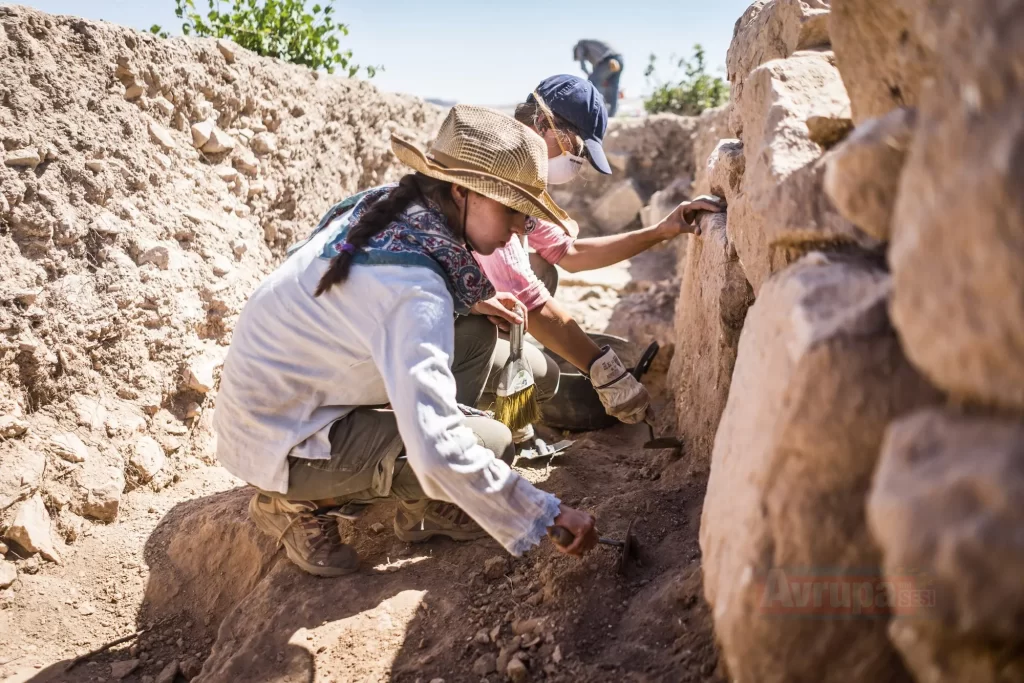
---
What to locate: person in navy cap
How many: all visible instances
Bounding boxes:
[463,74,725,447]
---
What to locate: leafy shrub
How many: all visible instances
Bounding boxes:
[151,0,379,77]
[643,44,728,116]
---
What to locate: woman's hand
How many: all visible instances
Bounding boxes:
[471,293,526,333]
[657,194,727,238]
[547,504,598,556]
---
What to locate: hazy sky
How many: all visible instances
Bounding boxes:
[19,0,750,105]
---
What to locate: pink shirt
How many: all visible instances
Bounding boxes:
[474,218,575,311]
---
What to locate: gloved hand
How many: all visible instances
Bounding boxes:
[588,346,650,424]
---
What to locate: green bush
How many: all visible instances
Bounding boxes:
[150,0,379,77]
[643,44,728,116]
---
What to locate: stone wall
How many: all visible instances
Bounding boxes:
[672,0,1024,681]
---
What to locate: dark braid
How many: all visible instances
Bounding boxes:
[315,173,456,296]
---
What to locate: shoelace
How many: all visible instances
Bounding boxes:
[430,502,473,526]
[276,508,345,553]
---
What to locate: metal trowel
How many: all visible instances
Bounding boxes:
[548,518,641,574]
[630,341,684,451]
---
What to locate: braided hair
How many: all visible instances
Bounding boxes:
[315,173,458,296]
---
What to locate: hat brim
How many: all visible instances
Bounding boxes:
[585,138,612,175]
[391,135,577,238]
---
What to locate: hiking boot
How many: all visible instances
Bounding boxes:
[393,500,489,543]
[248,493,359,577]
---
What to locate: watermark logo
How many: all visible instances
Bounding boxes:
[757,568,937,618]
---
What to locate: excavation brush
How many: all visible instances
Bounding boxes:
[494,313,540,431]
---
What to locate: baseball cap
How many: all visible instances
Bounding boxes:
[527,74,612,175]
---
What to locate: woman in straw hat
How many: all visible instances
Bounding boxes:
[213,105,598,576]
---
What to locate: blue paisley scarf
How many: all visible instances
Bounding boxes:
[289,184,495,314]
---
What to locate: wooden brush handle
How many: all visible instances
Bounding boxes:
[548,525,575,548]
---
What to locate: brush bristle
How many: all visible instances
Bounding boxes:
[493,385,541,432]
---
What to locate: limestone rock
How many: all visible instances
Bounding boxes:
[889,0,1024,411]
[830,0,935,122]
[110,659,140,679]
[185,350,226,393]
[0,559,16,588]
[0,414,28,438]
[590,179,644,235]
[71,394,108,431]
[90,210,126,236]
[48,432,89,463]
[214,166,237,183]
[472,653,497,676]
[151,96,175,117]
[6,494,60,563]
[203,127,236,154]
[701,253,941,683]
[669,212,752,467]
[232,148,259,176]
[726,0,832,130]
[705,139,744,202]
[4,148,42,168]
[155,660,179,683]
[124,82,145,100]
[824,107,916,241]
[216,39,236,63]
[869,410,1024,683]
[191,120,215,149]
[731,52,871,293]
[129,436,166,482]
[73,463,125,522]
[210,254,234,276]
[250,132,278,155]
[148,121,176,150]
[483,555,506,581]
[508,657,529,683]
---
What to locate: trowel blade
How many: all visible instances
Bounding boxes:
[643,437,683,450]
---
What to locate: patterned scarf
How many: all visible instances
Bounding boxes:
[290,185,496,315]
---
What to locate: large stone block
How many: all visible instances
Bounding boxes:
[700,252,940,683]
[824,107,916,241]
[889,0,1024,411]
[727,0,833,129]
[706,139,744,204]
[729,52,874,293]
[869,410,1024,683]
[668,212,753,467]
[589,179,644,235]
[830,0,936,122]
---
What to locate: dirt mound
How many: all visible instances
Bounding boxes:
[0,4,441,540]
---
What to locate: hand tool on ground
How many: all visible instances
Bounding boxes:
[548,518,640,574]
[516,437,576,462]
[494,307,541,431]
[629,341,685,451]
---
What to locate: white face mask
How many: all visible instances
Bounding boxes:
[547,152,586,185]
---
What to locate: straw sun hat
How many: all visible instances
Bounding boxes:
[390,104,576,237]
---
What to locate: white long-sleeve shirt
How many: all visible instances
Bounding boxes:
[213,219,561,555]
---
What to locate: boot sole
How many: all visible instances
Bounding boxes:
[393,522,490,543]
[249,495,360,577]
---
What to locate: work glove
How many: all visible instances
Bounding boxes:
[588,346,650,424]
